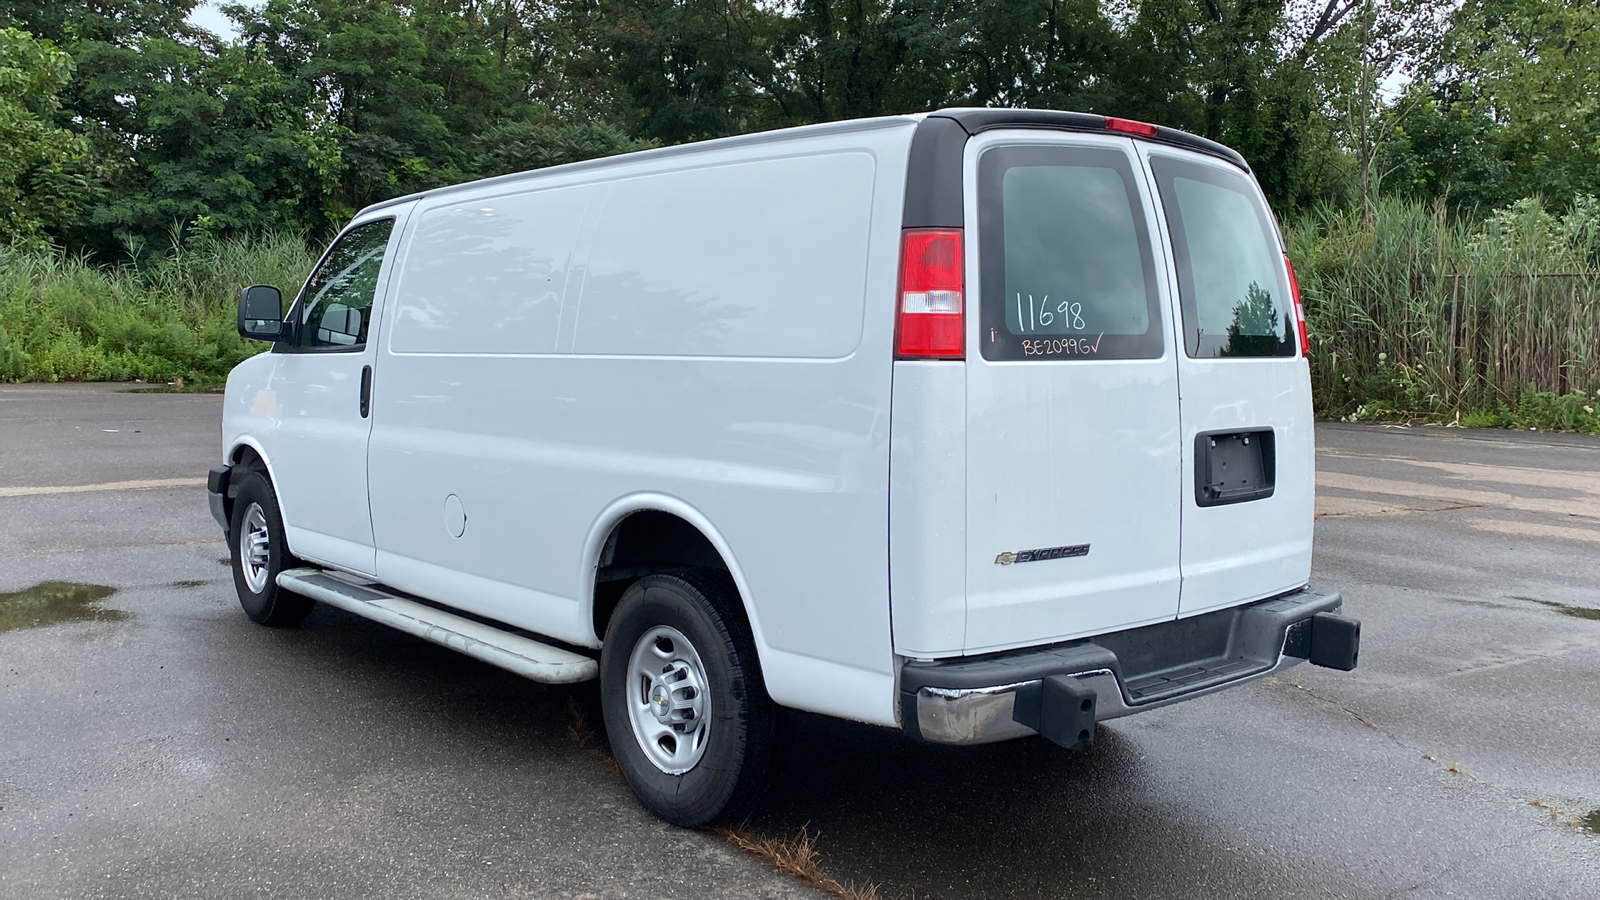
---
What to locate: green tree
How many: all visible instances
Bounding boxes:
[600,0,784,143]
[1378,85,1510,212]
[0,1,202,251]
[469,116,658,177]
[92,37,346,247]
[233,0,458,216]
[0,27,91,245]
[1448,0,1600,204]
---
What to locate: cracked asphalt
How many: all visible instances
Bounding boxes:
[3,385,1599,899]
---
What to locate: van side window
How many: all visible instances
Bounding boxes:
[293,218,396,351]
[1149,157,1295,359]
[977,145,1164,362]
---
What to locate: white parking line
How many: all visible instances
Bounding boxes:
[0,477,206,498]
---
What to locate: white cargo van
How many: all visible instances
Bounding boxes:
[211,108,1360,826]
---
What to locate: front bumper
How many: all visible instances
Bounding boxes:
[902,584,1356,746]
[207,465,231,535]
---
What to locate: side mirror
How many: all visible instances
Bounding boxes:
[238,285,286,341]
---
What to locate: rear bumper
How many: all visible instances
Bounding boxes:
[902,584,1357,746]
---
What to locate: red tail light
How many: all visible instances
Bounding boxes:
[897,229,964,359]
[1104,117,1159,138]
[1285,254,1310,358]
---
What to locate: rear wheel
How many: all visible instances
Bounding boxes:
[599,569,779,826]
[228,471,314,626]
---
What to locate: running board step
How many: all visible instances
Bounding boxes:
[276,568,598,684]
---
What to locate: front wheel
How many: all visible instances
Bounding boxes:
[228,471,314,626]
[599,570,780,826]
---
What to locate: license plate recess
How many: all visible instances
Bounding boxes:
[1195,428,1275,507]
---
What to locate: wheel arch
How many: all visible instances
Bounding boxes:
[580,494,769,659]
[224,438,287,538]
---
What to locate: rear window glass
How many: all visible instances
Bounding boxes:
[977,145,1163,361]
[1150,157,1294,358]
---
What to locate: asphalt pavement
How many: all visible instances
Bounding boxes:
[2,384,1597,899]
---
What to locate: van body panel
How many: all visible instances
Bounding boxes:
[387,184,593,356]
[959,131,1183,654]
[369,181,594,644]
[761,647,898,726]
[887,360,967,657]
[249,204,415,576]
[1136,145,1315,615]
[572,152,877,359]
[1171,363,1316,616]
[375,549,585,643]
[361,123,915,726]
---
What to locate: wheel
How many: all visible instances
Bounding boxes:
[228,471,315,626]
[599,569,780,826]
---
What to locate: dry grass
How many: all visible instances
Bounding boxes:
[565,699,877,897]
[1528,797,1597,832]
[1421,752,1471,777]
[712,824,881,900]
[1529,797,1563,821]
[565,695,621,776]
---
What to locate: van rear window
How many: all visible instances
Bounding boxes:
[977,145,1164,361]
[1149,157,1295,358]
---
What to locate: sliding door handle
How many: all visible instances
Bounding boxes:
[359,365,372,418]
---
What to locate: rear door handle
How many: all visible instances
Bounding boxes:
[360,365,372,418]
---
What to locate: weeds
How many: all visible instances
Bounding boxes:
[1528,797,1600,833]
[0,232,313,384]
[565,695,621,777]
[1288,196,1600,433]
[561,698,877,898]
[713,824,881,900]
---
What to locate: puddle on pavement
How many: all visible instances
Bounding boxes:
[1584,810,1600,834]
[0,582,127,634]
[1521,597,1600,621]
[1442,596,1514,612]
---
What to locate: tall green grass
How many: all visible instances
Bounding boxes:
[1286,196,1600,432]
[0,233,315,383]
[2,201,1597,433]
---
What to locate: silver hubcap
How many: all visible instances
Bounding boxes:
[241,503,271,593]
[626,625,712,774]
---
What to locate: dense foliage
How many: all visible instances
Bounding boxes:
[0,233,313,382]
[1287,196,1600,432]
[0,1,1596,430]
[3,0,1596,255]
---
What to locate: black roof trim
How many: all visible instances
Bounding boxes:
[928,108,1250,172]
[901,115,970,229]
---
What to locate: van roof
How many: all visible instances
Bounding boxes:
[923,108,1249,171]
[358,114,924,216]
[358,108,1248,218]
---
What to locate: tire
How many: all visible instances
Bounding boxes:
[228,471,315,627]
[600,569,780,827]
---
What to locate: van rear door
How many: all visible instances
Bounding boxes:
[962,132,1183,653]
[1139,147,1315,616]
